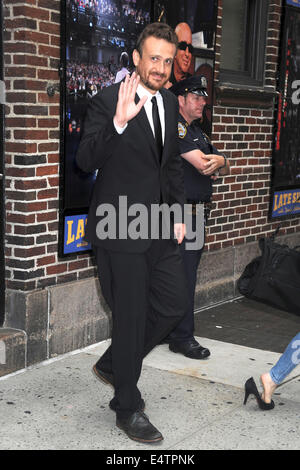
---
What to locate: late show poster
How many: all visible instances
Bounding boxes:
[62,0,151,255]
[61,0,217,255]
[271,4,300,218]
[286,0,300,8]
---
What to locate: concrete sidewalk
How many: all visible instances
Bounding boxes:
[0,336,299,450]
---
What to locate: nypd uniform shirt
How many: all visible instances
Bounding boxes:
[178,113,222,202]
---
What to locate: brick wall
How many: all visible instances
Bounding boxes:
[3,0,300,291]
[207,0,300,252]
[4,0,96,292]
[2,0,300,369]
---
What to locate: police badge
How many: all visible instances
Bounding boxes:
[178,122,187,139]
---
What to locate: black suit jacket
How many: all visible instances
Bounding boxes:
[76,81,185,252]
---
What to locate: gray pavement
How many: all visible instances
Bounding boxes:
[0,336,299,451]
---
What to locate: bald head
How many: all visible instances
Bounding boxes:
[175,22,192,43]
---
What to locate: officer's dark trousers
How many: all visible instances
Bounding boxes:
[169,214,204,342]
[93,239,187,419]
[168,242,203,342]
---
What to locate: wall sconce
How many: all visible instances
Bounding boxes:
[47,83,60,97]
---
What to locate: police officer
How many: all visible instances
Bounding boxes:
[166,75,230,359]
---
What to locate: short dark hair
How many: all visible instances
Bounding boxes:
[136,22,178,56]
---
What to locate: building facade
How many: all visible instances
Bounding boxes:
[0,0,299,376]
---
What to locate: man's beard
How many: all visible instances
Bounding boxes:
[138,69,169,91]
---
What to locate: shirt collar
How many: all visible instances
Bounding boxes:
[179,113,190,127]
[137,83,161,102]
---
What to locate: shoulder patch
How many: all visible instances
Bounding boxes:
[178,122,187,139]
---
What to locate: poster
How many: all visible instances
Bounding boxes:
[61,0,151,255]
[286,0,300,8]
[271,5,300,218]
[154,0,217,135]
[60,0,217,255]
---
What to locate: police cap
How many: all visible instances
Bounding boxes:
[170,75,208,97]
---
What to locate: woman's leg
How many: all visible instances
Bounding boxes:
[261,332,300,403]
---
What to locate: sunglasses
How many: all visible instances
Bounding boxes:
[178,41,194,54]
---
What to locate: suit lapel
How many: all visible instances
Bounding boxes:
[160,89,172,167]
[134,90,174,167]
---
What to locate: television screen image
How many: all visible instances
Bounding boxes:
[64,0,151,211]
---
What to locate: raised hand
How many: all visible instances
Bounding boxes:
[114,72,148,128]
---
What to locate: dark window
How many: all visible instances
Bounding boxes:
[220,0,269,88]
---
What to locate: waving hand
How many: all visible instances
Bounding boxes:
[114,72,148,129]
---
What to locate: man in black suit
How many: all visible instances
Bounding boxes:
[76,23,188,443]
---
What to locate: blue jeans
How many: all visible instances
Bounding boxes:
[270,333,300,385]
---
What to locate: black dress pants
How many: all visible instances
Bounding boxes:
[93,239,188,419]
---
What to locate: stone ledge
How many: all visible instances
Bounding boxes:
[4,277,112,369]
[0,328,26,377]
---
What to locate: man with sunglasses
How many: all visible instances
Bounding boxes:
[167,22,194,87]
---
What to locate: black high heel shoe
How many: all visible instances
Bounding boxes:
[244,377,275,410]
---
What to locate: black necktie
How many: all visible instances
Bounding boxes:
[151,96,163,163]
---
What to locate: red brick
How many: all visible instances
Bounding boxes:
[6,212,35,224]
[5,143,37,154]
[47,153,59,163]
[39,21,60,35]
[5,42,37,54]
[38,93,60,104]
[13,55,48,67]
[36,165,58,177]
[68,260,89,271]
[38,142,59,152]
[38,44,60,58]
[13,105,48,116]
[36,211,57,222]
[38,118,59,128]
[14,201,48,213]
[5,117,37,128]
[37,255,56,267]
[14,80,46,91]
[5,66,36,78]
[14,246,45,258]
[49,106,60,116]
[37,188,58,199]
[15,179,47,190]
[13,5,49,21]
[14,129,48,140]
[38,69,59,80]
[48,177,59,187]
[47,264,67,275]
